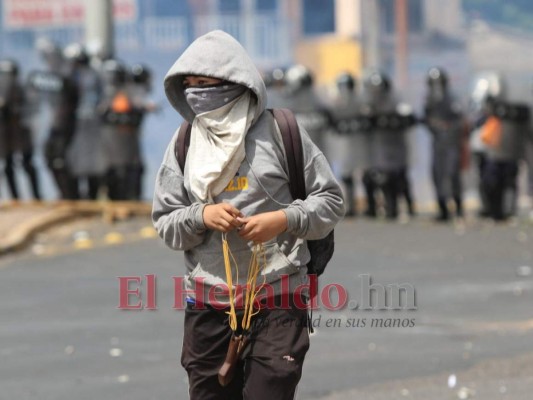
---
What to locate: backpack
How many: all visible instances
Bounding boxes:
[174,108,335,280]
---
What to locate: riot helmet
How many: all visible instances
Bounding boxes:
[0,59,19,77]
[101,59,128,87]
[0,59,19,108]
[36,38,64,70]
[131,64,151,85]
[363,70,391,101]
[426,67,449,101]
[285,64,314,92]
[64,43,90,66]
[336,72,356,92]
[426,67,448,88]
[470,71,506,113]
[271,68,285,87]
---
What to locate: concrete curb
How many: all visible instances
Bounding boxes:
[0,201,152,256]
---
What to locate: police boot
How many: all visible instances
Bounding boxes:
[87,176,101,200]
[404,183,416,217]
[476,153,490,217]
[124,164,144,200]
[477,189,491,218]
[488,186,505,221]
[22,152,42,200]
[4,155,19,200]
[132,164,144,200]
[454,196,464,218]
[47,154,77,199]
[107,167,128,201]
[399,169,415,216]
[363,171,377,218]
[383,174,399,220]
[342,175,356,217]
[435,198,450,222]
[116,167,130,201]
[500,186,516,220]
[106,169,119,200]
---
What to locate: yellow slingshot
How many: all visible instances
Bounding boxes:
[218,233,267,386]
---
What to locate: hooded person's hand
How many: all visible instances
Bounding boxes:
[203,203,244,233]
[236,210,288,243]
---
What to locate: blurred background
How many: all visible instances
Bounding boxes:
[0,0,531,207]
[1,1,533,400]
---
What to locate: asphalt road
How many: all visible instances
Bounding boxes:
[1,216,532,400]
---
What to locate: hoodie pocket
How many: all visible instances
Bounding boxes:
[259,242,300,284]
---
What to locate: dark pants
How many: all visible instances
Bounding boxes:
[181,298,310,400]
[432,150,462,220]
[363,168,414,219]
[342,175,356,216]
[72,175,101,200]
[45,129,78,200]
[4,151,41,200]
[482,160,519,220]
[363,170,378,217]
[397,168,415,216]
[474,152,490,216]
[106,164,144,201]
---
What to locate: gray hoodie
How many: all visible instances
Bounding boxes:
[153,31,345,305]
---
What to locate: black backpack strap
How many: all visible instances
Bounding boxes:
[271,108,317,332]
[271,108,306,201]
[175,120,192,173]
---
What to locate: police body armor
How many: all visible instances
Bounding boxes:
[360,71,416,218]
[282,65,331,152]
[0,60,41,199]
[64,63,105,185]
[27,70,79,150]
[484,98,530,162]
[327,73,364,216]
[0,68,17,158]
[424,67,465,220]
[100,60,144,200]
[361,98,415,172]
[472,72,532,219]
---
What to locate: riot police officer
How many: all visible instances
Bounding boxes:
[264,67,286,109]
[28,39,78,199]
[360,70,416,219]
[64,43,105,200]
[128,63,157,199]
[100,60,146,200]
[476,74,531,220]
[527,139,533,218]
[424,67,466,221]
[327,72,366,216]
[468,71,504,217]
[0,59,41,200]
[281,64,332,153]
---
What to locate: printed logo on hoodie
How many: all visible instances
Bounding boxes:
[224,175,249,192]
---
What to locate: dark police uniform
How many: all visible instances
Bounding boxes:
[327,72,366,216]
[0,59,41,200]
[423,67,465,221]
[361,71,416,219]
[28,40,79,199]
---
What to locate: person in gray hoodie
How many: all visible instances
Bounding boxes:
[152,31,344,399]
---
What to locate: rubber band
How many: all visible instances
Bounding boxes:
[222,233,238,331]
[221,235,267,333]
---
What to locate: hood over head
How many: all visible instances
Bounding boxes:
[164,30,267,123]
